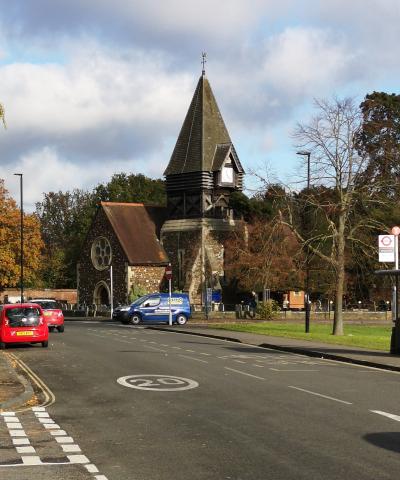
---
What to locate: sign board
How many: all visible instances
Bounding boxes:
[379,235,395,262]
[165,264,172,280]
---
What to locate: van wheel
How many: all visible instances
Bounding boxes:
[176,314,187,325]
[130,314,141,325]
[0,342,6,350]
[57,325,64,333]
[42,341,48,348]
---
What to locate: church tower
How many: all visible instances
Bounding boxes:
[161,59,245,306]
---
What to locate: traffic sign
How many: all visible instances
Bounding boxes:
[165,264,172,280]
[379,235,395,262]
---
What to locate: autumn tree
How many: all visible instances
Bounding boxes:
[0,179,43,290]
[225,205,303,301]
[279,97,388,335]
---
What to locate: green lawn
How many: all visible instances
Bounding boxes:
[212,322,392,351]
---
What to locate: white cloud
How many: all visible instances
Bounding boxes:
[261,27,355,97]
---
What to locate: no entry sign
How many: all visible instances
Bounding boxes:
[379,235,395,262]
[165,264,172,280]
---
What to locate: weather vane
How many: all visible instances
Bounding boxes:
[201,52,207,76]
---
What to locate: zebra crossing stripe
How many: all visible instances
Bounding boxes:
[1,408,108,478]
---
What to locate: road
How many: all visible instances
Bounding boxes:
[1,321,400,479]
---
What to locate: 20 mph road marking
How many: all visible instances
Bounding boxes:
[288,386,353,405]
[370,410,400,422]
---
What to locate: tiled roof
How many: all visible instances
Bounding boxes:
[101,202,169,265]
[164,75,242,175]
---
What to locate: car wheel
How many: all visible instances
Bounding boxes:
[130,313,141,325]
[42,341,48,348]
[176,314,187,325]
[0,341,6,350]
[49,327,55,332]
[57,325,65,333]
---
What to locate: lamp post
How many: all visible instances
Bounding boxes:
[13,173,24,303]
[297,151,311,333]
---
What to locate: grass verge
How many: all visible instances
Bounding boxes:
[212,322,392,351]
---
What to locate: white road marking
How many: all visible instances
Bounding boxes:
[179,354,208,363]
[1,412,16,416]
[185,349,195,353]
[86,464,99,473]
[288,386,352,405]
[6,423,23,429]
[22,456,42,465]
[270,368,318,372]
[9,430,27,436]
[12,438,30,445]
[234,360,246,364]
[62,444,82,453]
[50,430,67,436]
[224,367,265,380]
[67,454,90,464]
[55,436,75,444]
[253,364,264,368]
[145,345,167,353]
[35,412,50,418]
[199,352,211,356]
[370,410,400,422]
[16,446,36,454]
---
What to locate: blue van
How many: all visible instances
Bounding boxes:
[127,293,191,325]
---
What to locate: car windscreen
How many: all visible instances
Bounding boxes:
[6,307,41,327]
[33,301,61,310]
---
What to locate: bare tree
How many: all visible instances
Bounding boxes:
[0,103,5,129]
[279,97,387,335]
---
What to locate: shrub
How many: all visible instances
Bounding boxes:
[256,300,280,320]
[128,284,149,303]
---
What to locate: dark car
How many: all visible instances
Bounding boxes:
[112,305,131,324]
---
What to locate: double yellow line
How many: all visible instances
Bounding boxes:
[5,352,55,411]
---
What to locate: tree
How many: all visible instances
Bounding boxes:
[0,102,6,129]
[279,98,388,335]
[35,173,166,288]
[225,216,303,299]
[35,189,95,288]
[357,92,400,191]
[0,179,43,290]
[93,173,166,206]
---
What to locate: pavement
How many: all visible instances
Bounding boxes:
[2,319,400,412]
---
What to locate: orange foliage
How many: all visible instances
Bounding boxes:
[0,179,44,290]
[225,218,304,292]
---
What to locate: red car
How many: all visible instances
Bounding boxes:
[30,299,65,332]
[0,303,49,349]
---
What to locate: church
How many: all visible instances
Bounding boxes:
[77,65,246,309]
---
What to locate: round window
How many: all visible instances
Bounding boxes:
[91,237,112,270]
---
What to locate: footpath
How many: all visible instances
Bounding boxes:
[2,320,400,411]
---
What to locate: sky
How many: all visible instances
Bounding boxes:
[0,0,399,211]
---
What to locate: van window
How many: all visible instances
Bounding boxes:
[6,307,41,327]
[142,296,161,307]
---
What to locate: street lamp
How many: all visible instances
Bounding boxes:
[296,151,311,333]
[13,173,24,303]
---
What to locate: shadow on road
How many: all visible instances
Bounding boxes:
[364,432,400,453]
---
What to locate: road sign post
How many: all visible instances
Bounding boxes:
[376,226,400,354]
[165,264,173,326]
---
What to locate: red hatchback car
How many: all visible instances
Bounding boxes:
[0,303,49,349]
[30,299,65,332]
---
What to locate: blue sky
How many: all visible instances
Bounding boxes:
[0,0,399,210]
